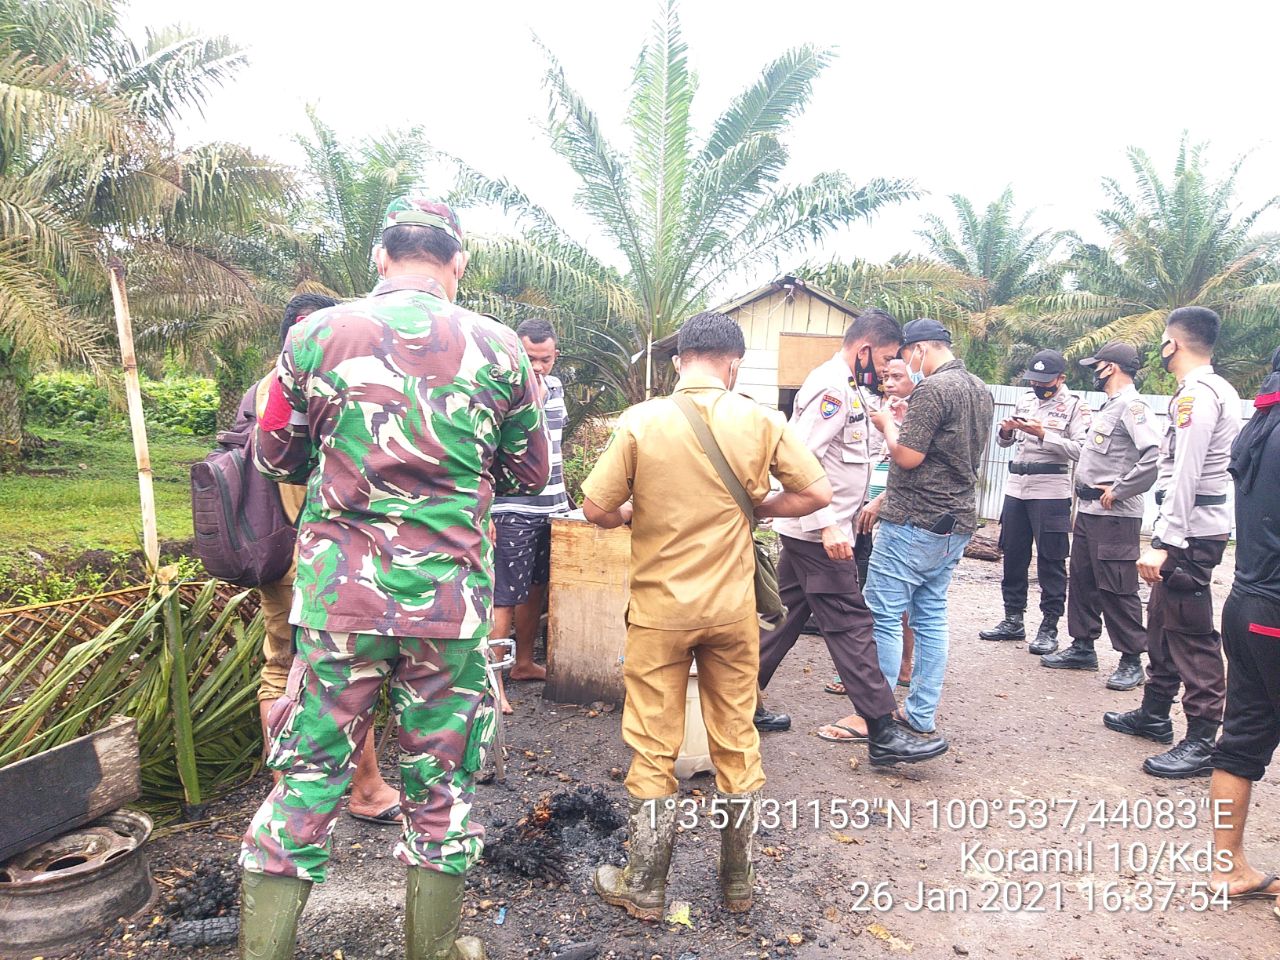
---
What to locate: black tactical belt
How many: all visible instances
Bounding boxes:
[1075,484,1105,501]
[1154,490,1227,506]
[1008,462,1069,475]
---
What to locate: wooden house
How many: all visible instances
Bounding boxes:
[653,275,861,415]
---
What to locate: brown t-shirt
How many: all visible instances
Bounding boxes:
[582,375,824,630]
[879,359,993,534]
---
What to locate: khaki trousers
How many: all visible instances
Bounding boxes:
[256,559,297,702]
[622,615,764,798]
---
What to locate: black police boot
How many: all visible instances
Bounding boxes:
[1040,640,1098,671]
[979,609,1025,642]
[753,705,791,733]
[1142,717,1219,779]
[1102,688,1174,744]
[1106,654,1145,691]
[866,715,949,766]
[1027,619,1059,655]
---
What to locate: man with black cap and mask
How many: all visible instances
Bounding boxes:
[981,349,1090,654]
[1041,342,1159,687]
[1103,307,1241,779]
[866,318,993,737]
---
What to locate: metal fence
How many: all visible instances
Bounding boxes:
[977,384,1255,533]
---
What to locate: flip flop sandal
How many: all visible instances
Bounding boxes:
[348,803,402,826]
[823,677,845,695]
[1228,873,1280,903]
[817,723,868,743]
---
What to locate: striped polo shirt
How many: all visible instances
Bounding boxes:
[493,375,570,517]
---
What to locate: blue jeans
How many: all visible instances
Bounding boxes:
[864,520,971,733]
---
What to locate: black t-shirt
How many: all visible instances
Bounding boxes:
[1234,419,1280,602]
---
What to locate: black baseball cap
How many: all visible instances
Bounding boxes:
[1020,349,1067,383]
[899,318,952,348]
[1079,341,1141,374]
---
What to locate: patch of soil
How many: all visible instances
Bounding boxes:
[43,547,1279,960]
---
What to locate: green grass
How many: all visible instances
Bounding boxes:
[0,424,209,557]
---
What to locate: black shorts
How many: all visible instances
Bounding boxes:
[1211,589,1280,782]
[493,514,552,607]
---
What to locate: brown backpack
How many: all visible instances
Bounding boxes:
[190,386,296,586]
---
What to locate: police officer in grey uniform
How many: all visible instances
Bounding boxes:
[1104,307,1242,779]
[981,350,1091,654]
[758,310,948,766]
[1041,342,1159,687]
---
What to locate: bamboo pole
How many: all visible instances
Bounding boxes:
[108,257,159,574]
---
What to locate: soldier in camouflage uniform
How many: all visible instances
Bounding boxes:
[237,197,550,960]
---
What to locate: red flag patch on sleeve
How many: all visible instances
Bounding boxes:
[258,378,296,431]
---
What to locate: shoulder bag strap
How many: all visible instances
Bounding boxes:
[671,393,756,528]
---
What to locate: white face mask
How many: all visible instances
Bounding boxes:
[904,346,925,384]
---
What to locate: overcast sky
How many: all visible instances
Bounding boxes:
[126,0,1280,300]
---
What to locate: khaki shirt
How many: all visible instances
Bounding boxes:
[774,353,872,543]
[254,376,305,523]
[1075,385,1160,518]
[1153,365,1242,548]
[997,384,1090,499]
[582,375,824,630]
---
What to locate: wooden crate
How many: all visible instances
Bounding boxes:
[544,517,631,706]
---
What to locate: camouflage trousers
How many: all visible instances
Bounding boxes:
[239,627,495,882]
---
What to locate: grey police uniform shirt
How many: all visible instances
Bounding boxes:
[774,353,872,543]
[1075,384,1160,518]
[997,384,1091,499]
[1152,365,1242,548]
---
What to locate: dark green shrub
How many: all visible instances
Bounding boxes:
[26,372,219,436]
[26,371,109,424]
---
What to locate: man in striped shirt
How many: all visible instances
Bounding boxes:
[492,318,571,709]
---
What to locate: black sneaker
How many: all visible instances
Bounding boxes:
[1142,738,1215,779]
[1040,642,1098,671]
[1102,706,1173,744]
[979,613,1025,642]
[1027,621,1059,655]
[868,723,949,766]
[753,706,791,732]
[1106,656,1145,691]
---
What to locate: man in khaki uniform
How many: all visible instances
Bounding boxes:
[981,349,1090,654]
[254,293,398,823]
[1041,342,1159,687]
[582,311,830,920]
[1105,307,1242,779]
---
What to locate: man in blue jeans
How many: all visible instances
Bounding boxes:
[865,318,993,735]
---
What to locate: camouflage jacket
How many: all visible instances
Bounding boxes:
[254,275,551,640]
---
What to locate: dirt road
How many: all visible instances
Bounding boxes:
[73,549,1275,960]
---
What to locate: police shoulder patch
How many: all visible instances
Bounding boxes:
[1175,395,1195,428]
[1130,401,1148,424]
[819,393,842,419]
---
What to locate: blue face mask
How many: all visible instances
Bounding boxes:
[904,347,925,384]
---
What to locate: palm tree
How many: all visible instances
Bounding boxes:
[290,108,430,299]
[451,0,914,409]
[915,188,1063,381]
[1017,137,1280,390]
[0,0,293,449]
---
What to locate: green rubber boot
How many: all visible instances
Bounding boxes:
[717,790,760,912]
[238,871,312,960]
[593,794,677,921]
[405,868,486,960]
